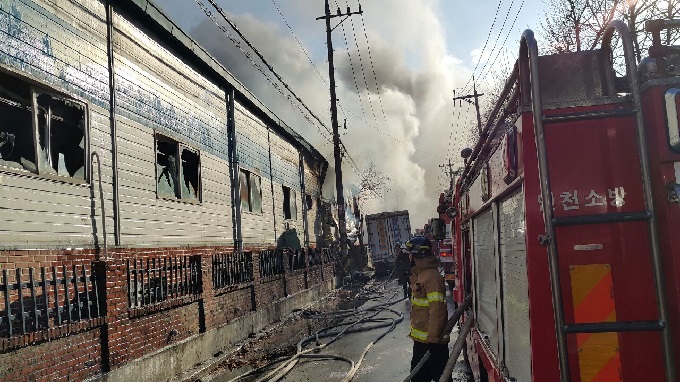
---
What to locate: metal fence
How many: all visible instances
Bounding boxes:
[288,249,306,271]
[321,248,335,264]
[212,252,253,289]
[307,248,322,266]
[0,264,103,338]
[259,250,285,282]
[127,255,202,308]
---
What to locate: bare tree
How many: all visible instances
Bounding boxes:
[540,0,680,61]
[357,161,390,203]
[617,0,658,61]
[586,0,620,49]
[540,0,619,54]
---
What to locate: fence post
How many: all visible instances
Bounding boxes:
[92,261,110,372]
[198,254,209,333]
[282,250,288,297]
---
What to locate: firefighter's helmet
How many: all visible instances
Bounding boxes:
[405,236,433,258]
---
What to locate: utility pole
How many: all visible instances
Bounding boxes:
[439,158,456,190]
[453,76,484,136]
[317,1,362,261]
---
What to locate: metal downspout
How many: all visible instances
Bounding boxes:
[227,89,242,253]
[602,20,676,382]
[299,152,309,247]
[267,128,277,240]
[91,152,107,259]
[105,0,121,246]
[519,29,570,382]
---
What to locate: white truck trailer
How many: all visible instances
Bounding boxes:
[365,210,412,277]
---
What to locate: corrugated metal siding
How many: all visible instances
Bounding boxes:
[269,130,300,191]
[0,0,113,249]
[112,10,231,246]
[499,189,531,381]
[268,131,302,240]
[303,156,320,245]
[303,158,320,197]
[234,103,275,245]
[0,0,326,251]
[473,208,500,357]
[113,14,228,158]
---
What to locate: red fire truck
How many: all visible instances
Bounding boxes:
[448,20,680,381]
[431,191,460,297]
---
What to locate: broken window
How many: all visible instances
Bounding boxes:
[156,138,178,199]
[155,135,201,202]
[239,169,250,213]
[239,169,261,214]
[283,186,297,220]
[0,71,86,179]
[249,173,262,214]
[305,194,313,210]
[181,148,200,201]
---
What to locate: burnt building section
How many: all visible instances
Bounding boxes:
[0,1,335,381]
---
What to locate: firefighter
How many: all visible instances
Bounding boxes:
[394,243,412,298]
[406,235,450,382]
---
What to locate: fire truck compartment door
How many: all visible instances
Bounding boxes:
[473,208,500,358]
[499,190,531,381]
[665,88,680,152]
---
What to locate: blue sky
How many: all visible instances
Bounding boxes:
[157,0,547,226]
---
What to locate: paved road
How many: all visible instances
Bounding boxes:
[277,280,470,382]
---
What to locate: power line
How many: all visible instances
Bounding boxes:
[270,0,328,86]
[346,1,381,133]
[269,0,371,136]
[459,0,506,94]
[475,0,526,83]
[461,0,516,96]
[336,0,410,147]
[203,0,334,140]
[195,0,333,143]
[357,0,391,134]
[335,0,369,131]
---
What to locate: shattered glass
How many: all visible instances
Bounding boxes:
[239,169,250,212]
[180,147,199,201]
[36,93,85,179]
[0,72,35,172]
[156,139,178,198]
[249,173,261,214]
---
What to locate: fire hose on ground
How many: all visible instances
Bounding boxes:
[226,280,405,382]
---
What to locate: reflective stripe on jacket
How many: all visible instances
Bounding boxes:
[409,256,448,344]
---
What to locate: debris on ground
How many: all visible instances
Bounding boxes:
[206,285,364,380]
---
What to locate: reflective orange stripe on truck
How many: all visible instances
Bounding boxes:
[570,264,622,382]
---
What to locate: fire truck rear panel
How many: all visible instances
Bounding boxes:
[521,103,666,380]
[542,105,664,380]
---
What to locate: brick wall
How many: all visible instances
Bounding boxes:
[208,285,253,329]
[0,246,337,381]
[286,269,307,295]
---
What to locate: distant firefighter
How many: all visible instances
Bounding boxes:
[394,243,412,299]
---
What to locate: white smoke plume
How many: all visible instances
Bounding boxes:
[170,0,478,228]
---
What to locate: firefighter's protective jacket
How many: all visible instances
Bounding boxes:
[409,256,448,344]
